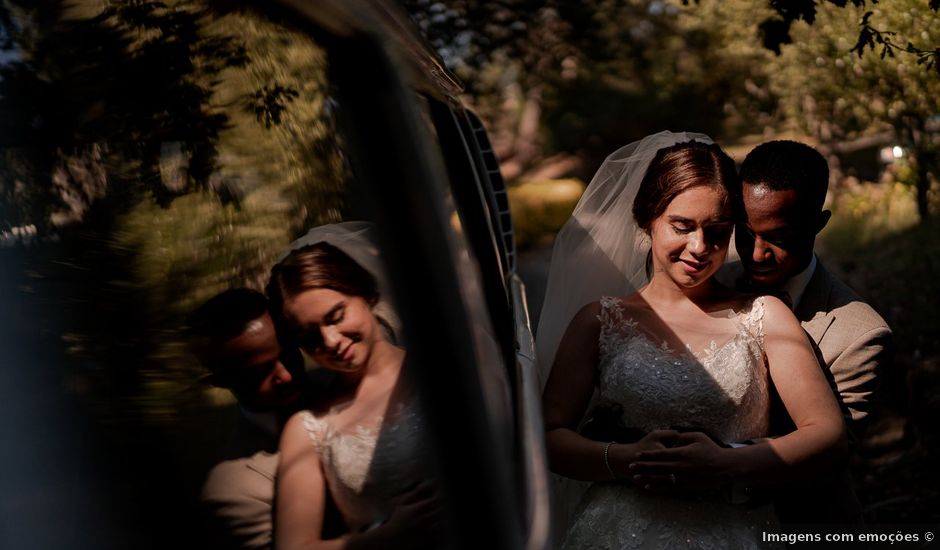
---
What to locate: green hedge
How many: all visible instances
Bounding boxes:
[508,178,585,249]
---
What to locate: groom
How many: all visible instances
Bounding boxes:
[189,288,342,548]
[729,140,893,523]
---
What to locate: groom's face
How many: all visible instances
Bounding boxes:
[218,313,306,411]
[736,183,821,290]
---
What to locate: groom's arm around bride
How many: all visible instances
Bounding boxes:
[729,140,893,523]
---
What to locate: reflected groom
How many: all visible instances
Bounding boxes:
[189,288,310,549]
[189,288,343,549]
[728,140,893,523]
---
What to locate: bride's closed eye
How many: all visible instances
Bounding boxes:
[296,303,346,350]
[325,304,346,324]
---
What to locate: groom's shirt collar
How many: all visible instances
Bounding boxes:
[781,254,817,311]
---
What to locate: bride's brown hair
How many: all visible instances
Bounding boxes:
[632,140,738,232]
[267,242,380,310]
[267,242,399,343]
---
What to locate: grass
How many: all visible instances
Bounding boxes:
[507,178,585,249]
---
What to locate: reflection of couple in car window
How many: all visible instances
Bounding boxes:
[195,222,441,550]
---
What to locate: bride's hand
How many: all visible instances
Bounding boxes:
[628,431,733,491]
[607,429,679,482]
[378,482,443,547]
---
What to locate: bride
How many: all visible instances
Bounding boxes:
[269,222,440,550]
[538,132,847,549]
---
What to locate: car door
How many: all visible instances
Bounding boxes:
[275,1,551,547]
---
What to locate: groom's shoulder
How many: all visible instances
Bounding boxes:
[816,262,890,334]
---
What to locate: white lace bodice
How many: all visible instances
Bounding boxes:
[596,295,769,444]
[300,398,428,532]
[560,295,778,550]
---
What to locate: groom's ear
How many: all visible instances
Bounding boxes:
[815,210,832,234]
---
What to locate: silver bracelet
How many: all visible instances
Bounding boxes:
[603,441,618,480]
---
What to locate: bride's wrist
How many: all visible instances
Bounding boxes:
[603,442,635,480]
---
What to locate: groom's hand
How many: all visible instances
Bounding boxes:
[628,431,733,491]
[612,429,680,486]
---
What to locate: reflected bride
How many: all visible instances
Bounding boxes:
[269,224,439,550]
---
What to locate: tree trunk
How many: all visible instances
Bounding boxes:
[498,85,545,182]
[901,116,932,222]
[914,151,931,221]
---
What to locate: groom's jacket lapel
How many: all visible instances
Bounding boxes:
[795,263,836,345]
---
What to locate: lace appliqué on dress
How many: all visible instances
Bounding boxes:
[594,296,769,444]
[300,402,429,532]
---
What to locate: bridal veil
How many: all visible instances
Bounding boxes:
[535,130,714,388]
[278,221,402,343]
[534,131,713,546]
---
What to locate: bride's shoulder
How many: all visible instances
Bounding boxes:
[609,292,651,311]
[590,293,649,317]
[753,294,799,327]
[732,293,789,316]
[570,300,604,327]
[564,293,646,334]
[280,410,323,452]
[708,285,782,314]
[726,293,798,333]
[569,296,621,330]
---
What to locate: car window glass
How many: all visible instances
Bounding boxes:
[0,2,445,546]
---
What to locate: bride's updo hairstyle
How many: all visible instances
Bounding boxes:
[268,242,380,312]
[632,140,738,233]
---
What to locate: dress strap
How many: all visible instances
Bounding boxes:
[300,410,329,452]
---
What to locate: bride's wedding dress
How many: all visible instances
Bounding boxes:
[561,295,778,550]
[299,398,427,532]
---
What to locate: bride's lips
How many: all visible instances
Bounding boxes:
[679,259,710,274]
[339,344,354,363]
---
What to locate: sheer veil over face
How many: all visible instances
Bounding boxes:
[535,131,714,390]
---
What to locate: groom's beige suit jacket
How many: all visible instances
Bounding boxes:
[778,261,892,523]
[792,261,891,427]
[724,259,892,523]
[202,413,279,550]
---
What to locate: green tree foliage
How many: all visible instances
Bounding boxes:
[402,0,777,179]
[0,1,348,418]
[766,0,940,220]
[0,0,250,229]
[747,0,940,73]
[544,1,781,159]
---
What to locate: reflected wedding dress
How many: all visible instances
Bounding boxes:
[561,295,778,550]
[299,398,427,532]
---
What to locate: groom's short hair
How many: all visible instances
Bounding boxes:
[187,288,270,377]
[739,140,829,211]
